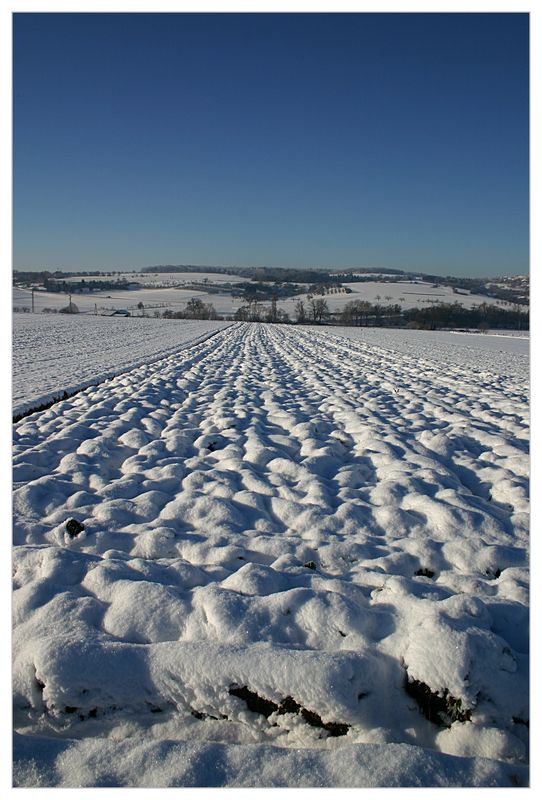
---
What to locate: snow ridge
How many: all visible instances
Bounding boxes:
[12,322,529,787]
[12,314,231,418]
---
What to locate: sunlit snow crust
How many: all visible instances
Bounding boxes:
[12,322,529,787]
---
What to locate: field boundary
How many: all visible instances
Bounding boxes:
[12,323,234,423]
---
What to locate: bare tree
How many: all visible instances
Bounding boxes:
[270,294,278,323]
[234,305,250,321]
[309,297,329,323]
[341,299,372,326]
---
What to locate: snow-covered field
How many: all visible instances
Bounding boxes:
[12,286,215,314]
[279,280,522,315]
[12,323,529,787]
[314,326,529,383]
[13,285,245,318]
[12,314,230,418]
[15,275,526,322]
[63,271,248,286]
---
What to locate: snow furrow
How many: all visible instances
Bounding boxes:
[12,314,232,418]
[12,322,529,786]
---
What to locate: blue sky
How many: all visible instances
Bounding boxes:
[13,12,529,276]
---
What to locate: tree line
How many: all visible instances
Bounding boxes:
[19,295,528,331]
[135,297,530,330]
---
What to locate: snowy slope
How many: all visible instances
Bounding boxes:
[15,275,525,321]
[278,280,522,315]
[12,313,230,418]
[62,270,248,285]
[12,323,529,787]
[13,285,245,318]
[12,286,225,315]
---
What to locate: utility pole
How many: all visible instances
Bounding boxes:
[31,288,35,313]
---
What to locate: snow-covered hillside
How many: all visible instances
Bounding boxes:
[12,286,216,315]
[14,274,527,321]
[62,270,248,286]
[12,323,529,787]
[279,280,522,315]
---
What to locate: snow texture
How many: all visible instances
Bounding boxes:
[12,314,229,418]
[12,322,529,788]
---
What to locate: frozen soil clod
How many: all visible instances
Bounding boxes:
[229,685,350,736]
[404,675,472,727]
